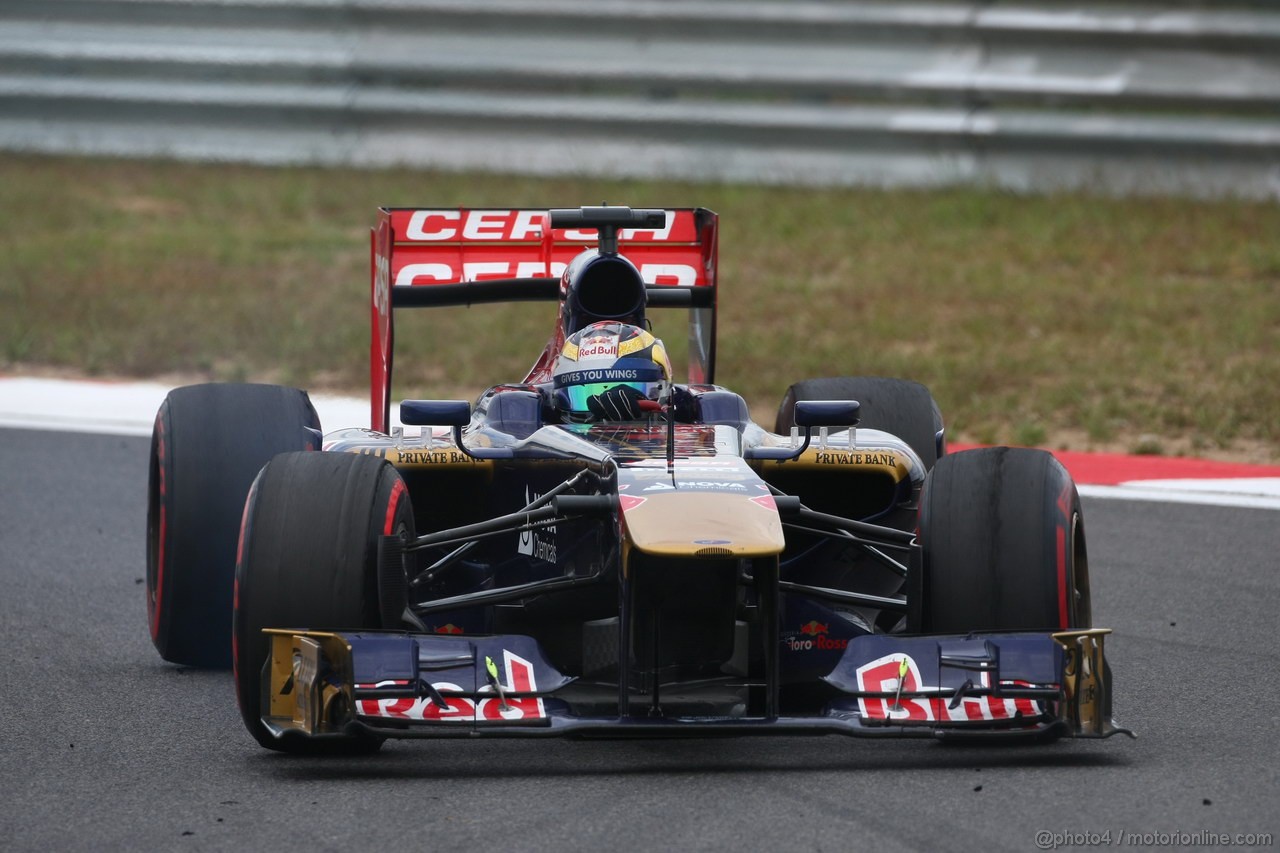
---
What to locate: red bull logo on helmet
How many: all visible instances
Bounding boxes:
[577,336,619,359]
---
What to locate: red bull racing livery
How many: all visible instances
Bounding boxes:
[146,206,1131,753]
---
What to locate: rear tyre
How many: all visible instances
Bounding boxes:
[915,447,1091,633]
[775,376,944,469]
[146,383,320,668]
[233,451,414,753]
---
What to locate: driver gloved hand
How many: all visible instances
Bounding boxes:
[588,385,647,421]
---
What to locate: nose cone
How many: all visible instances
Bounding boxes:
[617,457,786,557]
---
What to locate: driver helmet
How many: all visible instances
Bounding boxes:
[552,322,672,422]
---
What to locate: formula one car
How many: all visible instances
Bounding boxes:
[146,206,1130,753]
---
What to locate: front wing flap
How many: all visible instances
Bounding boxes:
[822,628,1131,739]
[260,628,1131,742]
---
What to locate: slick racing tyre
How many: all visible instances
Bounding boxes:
[775,376,945,470]
[147,383,320,668]
[233,451,414,754]
[914,447,1091,634]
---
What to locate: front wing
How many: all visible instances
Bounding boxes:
[260,628,1132,743]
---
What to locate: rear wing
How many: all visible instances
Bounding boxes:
[370,207,719,433]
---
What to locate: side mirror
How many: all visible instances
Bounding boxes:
[746,400,861,463]
[399,399,514,459]
[793,400,860,429]
[400,400,471,427]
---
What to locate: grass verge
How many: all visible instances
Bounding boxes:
[1,153,1276,461]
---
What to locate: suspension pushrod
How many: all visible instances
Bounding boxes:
[407,505,559,551]
[410,516,572,555]
[412,573,604,615]
[777,580,908,612]
[781,522,912,577]
[788,505,917,546]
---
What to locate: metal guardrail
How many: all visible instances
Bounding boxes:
[2,0,1278,197]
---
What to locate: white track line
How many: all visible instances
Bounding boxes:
[1077,484,1280,511]
[0,376,374,437]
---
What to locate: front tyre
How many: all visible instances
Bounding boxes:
[915,447,1090,633]
[233,451,414,753]
[147,383,320,668]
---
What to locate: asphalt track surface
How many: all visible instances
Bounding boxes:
[2,428,1277,853]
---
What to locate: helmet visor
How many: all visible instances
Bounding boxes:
[560,381,658,414]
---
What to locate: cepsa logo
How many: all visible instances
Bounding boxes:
[394,261,698,287]
[388,209,701,287]
[402,209,675,243]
